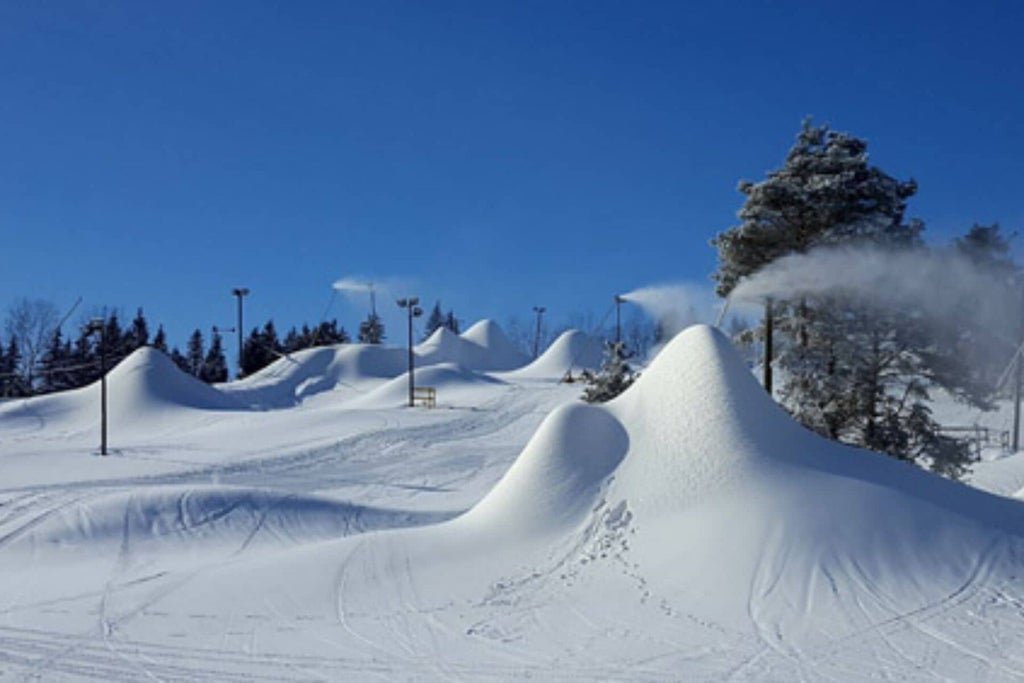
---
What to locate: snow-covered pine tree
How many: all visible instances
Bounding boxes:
[582,341,638,403]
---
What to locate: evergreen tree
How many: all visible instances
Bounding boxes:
[152,326,169,354]
[102,312,125,362]
[239,321,283,376]
[582,341,638,403]
[358,313,385,344]
[126,308,150,351]
[186,329,205,377]
[423,302,445,341]
[444,310,460,334]
[2,337,26,397]
[200,329,229,383]
[170,347,190,374]
[710,120,985,477]
[38,328,73,393]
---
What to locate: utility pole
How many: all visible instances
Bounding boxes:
[1014,352,1022,452]
[232,288,249,378]
[86,318,107,455]
[763,298,774,396]
[397,297,423,407]
[532,306,546,359]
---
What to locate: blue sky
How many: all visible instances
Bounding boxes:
[2,1,1022,361]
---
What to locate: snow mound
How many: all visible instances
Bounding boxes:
[458,319,530,371]
[456,402,627,539]
[0,347,240,432]
[346,362,505,409]
[222,343,407,408]
[508,329,604,379]
[106,346,240,415]
[414,326,466,366]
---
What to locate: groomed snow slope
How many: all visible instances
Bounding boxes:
[4,327,1024,681]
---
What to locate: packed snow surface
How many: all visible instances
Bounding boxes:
[2,326,1024,681]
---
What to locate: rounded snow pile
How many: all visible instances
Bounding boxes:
[105,347,240,414]
[456,402,628,539]
[415,326,471,367]
[458,320,530,371]
[223,344,407,407]
[508,329,604,378]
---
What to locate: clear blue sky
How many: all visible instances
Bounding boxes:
[2,1,1022,360]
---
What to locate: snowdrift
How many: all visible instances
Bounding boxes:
[222,343,407,408]
[506,329,604,379]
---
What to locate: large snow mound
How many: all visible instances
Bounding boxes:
[455,402,628,539]
[0,347,240,431]
[507,329,604,379]
[458,319,530,371]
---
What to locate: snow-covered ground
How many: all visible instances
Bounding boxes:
[2,322,1024,681]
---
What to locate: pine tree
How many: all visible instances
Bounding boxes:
[126,308,150,351]
[582,341,638,403]
[152,326,169,354]
[358,313,385,344]
[200,329,229,383]
[444,310,460,334]
[38,328,72,394]
[709,120,988,478]
[2,337,26,397]
[186,329,205,377]
[170,347,190,374]
[423,302,445,341]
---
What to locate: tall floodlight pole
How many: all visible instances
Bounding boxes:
[764,297,774,396]
[232,288,250,378]
[532,306,546,359]
[86,318,107,455]
[397,297,423,407]
[614,295,625,345]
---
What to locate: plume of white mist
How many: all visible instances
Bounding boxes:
[332,277,376,294]
[730,245,1019,346]
[618,284,720,339]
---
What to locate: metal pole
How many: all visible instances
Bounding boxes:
[532,306,546,359]
[232,288,249,378]
[407,304,415,407]
[614,296,623,344]
[764,298,774,396]
[99,324,107,456]
[1012,358,1020,450]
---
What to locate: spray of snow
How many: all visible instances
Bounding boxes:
[619,283,758,341]
[730,246,1018,344]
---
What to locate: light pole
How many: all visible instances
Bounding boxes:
[614,295,625,345]
[85,318,107,455]
[532,306,546,359]
[397,297,423,407]
[232,288,249,378]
